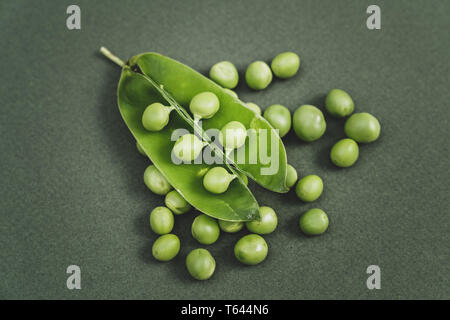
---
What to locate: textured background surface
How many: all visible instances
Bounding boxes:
[0,0,448,299]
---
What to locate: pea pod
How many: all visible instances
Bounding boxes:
[129,53,289,193]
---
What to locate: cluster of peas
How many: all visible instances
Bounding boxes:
[139,52,381,280]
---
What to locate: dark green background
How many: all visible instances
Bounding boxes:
[1,0,448,299]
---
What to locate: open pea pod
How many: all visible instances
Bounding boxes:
[118,67,259,221]
[130,53,289,193]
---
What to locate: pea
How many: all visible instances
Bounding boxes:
[189,92,220,122]
[209,61,239,89]
[292,105,326,142]
[246,102,261,115]
[325,89,355,117]
[246,206,278,235]
[164,190,191,214]
[136,141,146,156]
[203,167,236,194]
[223,88,238,99]
[219,121,247,151]
[299,208,329,236]
[152,234,180,261]
[237,171,249,186]
[191,214,220,245]
[142,102,173,131]
[186,248,216,280]
[330,138,359,167]
[245,61,273,90]
[271,52,300,79]
[219,220,244,233]
[149,206,174,235]
[286,164,298,188]
[172,134,207,162]
[263,104,291,138]
[295,174,323,202]
[344,112,381,143]
[143,165,172,195]
[234,234,268,265]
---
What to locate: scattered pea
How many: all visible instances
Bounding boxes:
[271,52,300,79]
[165,190,191,214]
[186,248,216,280]
[246,102,261,115]
[219,121,247,151]
[325,89,355,117]
[191,214,220,245]
[219,220,244,233]
[203,167,236,194]
[149,206,174,235]
[293,105,326,142]
[263,104,292,138]
[330,138,359,167]
[143,165,172,195]
[345,112,381,143]
[172,134,207,162]
[234,234,268,265]
[286,164,298,188]
[245,61,273,90]
[189,91,220,121]
[246,206,278,235]
[142,102,173,131]
[295,174,323,202]
[209,61,239,89]
[223,88,238,99]
[152,234,180,261]
[299,208,329,236]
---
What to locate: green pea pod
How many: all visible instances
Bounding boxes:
[130,53,289,193]
[118,67,259,221]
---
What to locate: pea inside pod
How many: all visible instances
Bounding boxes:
[203,167,237,194]
[172,133,208,163]
[219,121,248,154]
[189,91,220,122]
[142,102,174,131]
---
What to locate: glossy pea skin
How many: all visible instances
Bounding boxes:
[293,105,326,142]
[203,167,236,194]
[246,206,278,235]
[263,104,292,138]
[246,102,261,115]
[143,165,172,195]
[286,164,298,188]
[325,89,355,117]
[295,174,323,202]
[191,214,220,245]
[245,61,273,90]
[172,134,206,162]
[330,138,359,167]
[223,88,238,99]
[209,61,239,89]
[152,234,180,261]
[234,234,268,265]
[344,113,381,143]
[186,248,216,280]
[219,121,247,151]
[164,190,191,214]
[142,103,173,131]
[271,52,300,79]
[219,220,244,233]
[189,92,220,121]
[299,208,329,236]
[149,206,174,235]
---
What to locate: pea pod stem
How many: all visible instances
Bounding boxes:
[100,47,125,67]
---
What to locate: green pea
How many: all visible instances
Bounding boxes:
[238,171,249,186]
[203,167,236,194]
[295,174,323,202]
[143,165,172,195]
[219,220,244,233]
[246,206,277,235]
[219,121,247,151]
[292,105,326,142]
[271,52,300,79]
[186,248,216,280]
[299,208,329,236]
[209,61,239,89]
[286,164,298,188]
[263,104,292,138]
[325,89,355,117]
[344,112,381,143]
[136,141,146,156]
[189,91,220,121]
[234,234,268,265]
[191,214,220,245]
[246,102,261,115]
[149,206,174,235]
[223,88,238,99]
[330,138,359,167]
[164,190,191,214]
[172,134,207,162]
[142,102,173,131]
[152,234,180,261]
[245,61,273,90]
